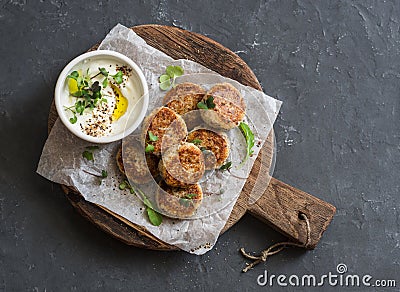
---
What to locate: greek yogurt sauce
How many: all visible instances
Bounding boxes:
[63,57,142,138]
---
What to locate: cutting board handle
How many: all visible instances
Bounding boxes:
[247,177,336,249]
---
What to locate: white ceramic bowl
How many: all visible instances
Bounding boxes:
[55,50,149,143]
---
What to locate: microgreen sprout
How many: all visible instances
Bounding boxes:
[159,65,184,90]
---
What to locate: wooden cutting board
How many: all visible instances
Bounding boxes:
[48,24,336,250]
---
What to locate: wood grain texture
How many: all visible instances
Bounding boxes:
[248,178,336,248]
[48,24,335,251]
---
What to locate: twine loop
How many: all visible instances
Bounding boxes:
[240,213,311,273]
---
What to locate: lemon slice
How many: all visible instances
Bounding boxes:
[68,70,82,94]
[111,84,128,121]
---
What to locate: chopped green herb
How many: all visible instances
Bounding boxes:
[159,74,170,83]
[158,65,184,90]
[148,131,158,142]
[219,161,232,171]
[197,96,216,110]
[166,65,184,78]
[64,106,78,124]
[128,182,163,226]
[75,100,85,115]
[145,144,155,153]
[141,196,153,209]
[239,122,255,165]
[76,76,83,88]
[81,146,99,161]
[197,101,208,110]
[67,71,79,80]
[159,79,171,91]
[119,182,126,190]
[179,198,191,207]
[184,193,198,199]
[112,71,124,84]
[190,139,202,145]
[146,207,163,226]
[101,170,108,178]
[99,67,109,77]
[69,114,77,124]
[71,91,81,98]
[90,68,109,80]
[102,78,108,88]
[82,150,94,161]
[119,180,135,194]
[179,193,198,207]
[205,96,216,109]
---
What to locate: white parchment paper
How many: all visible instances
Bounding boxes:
[37,24,282,254]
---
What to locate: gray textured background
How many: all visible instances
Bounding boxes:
[1,0,399,291]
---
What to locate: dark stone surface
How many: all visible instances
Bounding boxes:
[0,0,399,291]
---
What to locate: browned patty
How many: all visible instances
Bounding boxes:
[163,82,206,104]
[187,128,230,169]
[166,94,204,130]
[159,142,205,188]
[116,140,159,184]
[156,181,203,218]
[142,107,188,156]
[165,93,204,115]
[163,83,206,130]
[207,82,246,109]
[200,83,246,130]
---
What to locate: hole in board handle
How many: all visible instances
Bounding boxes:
[298,211,307,221]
